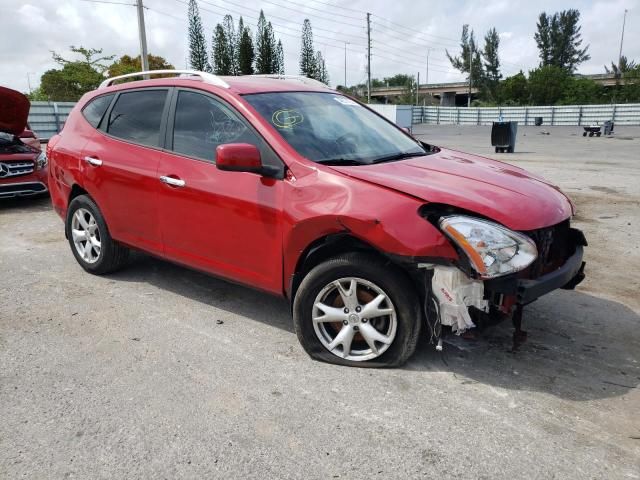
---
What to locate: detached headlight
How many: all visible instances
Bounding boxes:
[36,151,47,170]
[440,215,537,279]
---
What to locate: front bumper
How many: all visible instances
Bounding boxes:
[0,167,49,198]
[484,228,587,304]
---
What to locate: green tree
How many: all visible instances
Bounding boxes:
[559,77,606,105]
[315,51,328,84]
[383,74,413,87]
[528,65,569,104]
[534,9,590,72]
[255,10,277,74]
[40,46,114,101]
[237,18,254,75]
[615,65,640,103]
[222,15,238,75]
[188,0,211,72]
[481,27,501,101]
[107,54,174,78]
[26,88,49,101]
[496,71,529,105]
[212,24,232,75]
[299,19,316,78]
[604,55,637,76]
[40,64,102,102]
[446,25,484,94]
[276,40,285,75]
[51,46,114,74]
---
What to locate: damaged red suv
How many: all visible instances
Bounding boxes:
[48,71,586,367]
[0,87,48,198]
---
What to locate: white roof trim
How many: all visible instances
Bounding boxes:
[99,70,229,89]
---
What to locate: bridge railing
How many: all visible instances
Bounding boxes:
[411,103,640,126]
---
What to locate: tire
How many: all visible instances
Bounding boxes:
[293,252,421,368]
[583,132,587,137]
[495,147,499,153]
[66,194,129,274]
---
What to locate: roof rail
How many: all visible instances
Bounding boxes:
[249,74,329,89]
[99,70,230,89]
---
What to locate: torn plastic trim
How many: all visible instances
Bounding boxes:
[419,263,488,335]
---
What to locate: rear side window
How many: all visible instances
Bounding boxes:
[82,94,114,128]
[106,90,168,147]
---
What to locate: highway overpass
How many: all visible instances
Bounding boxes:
[370,73,623,106]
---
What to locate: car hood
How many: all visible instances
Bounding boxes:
[330,148,573,231]
[0,86,30,136]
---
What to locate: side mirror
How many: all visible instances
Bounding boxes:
[20,129,36,139]
[216,143,279,177]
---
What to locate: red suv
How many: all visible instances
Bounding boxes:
[0,87,48,198]
[48,71,586,367]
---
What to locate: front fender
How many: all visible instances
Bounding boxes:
[282,169,458,290]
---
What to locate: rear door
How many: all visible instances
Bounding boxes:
[156,88,285,294]
[82,88,170,255]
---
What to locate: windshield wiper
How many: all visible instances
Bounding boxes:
[371,151,426,164]
[315,158,366,166]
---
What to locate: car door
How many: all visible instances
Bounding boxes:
[82,88,170,255]
[156,88,285,294]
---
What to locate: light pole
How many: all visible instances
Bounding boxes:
[136,0,149,78]
[467,46,472,107]
[618,9,628,74]
[426,47,431,85]
[26,72,34,94]
[344,42,349,88]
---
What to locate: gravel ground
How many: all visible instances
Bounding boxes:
[1,125,639,479]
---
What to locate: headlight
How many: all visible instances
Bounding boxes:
[439,215,537,279]
[36,151,47,170]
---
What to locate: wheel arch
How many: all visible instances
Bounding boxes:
[288,233,412,303]
[64,184,91,239]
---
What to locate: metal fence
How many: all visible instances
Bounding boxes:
[25,101,640,136]
[27,101,76,139]
[411,103,640,126]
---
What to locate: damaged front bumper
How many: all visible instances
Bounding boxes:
[484,243,585,305]
[418,227,587,336]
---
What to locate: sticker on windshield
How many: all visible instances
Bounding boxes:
[272,109,304,129]
[333,97,358,106]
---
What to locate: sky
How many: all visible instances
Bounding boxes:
[0,0,638,93]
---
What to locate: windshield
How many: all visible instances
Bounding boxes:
[243,92,427,165]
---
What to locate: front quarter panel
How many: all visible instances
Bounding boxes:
[283,168,458,285]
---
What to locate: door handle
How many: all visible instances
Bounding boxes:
[159,175,186,188]
[83,156,103,166]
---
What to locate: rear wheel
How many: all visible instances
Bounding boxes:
[66,195,129,274]
[293,253,421,367]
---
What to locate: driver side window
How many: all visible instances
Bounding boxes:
[171,90,278,168]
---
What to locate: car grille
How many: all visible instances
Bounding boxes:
[522,220,571,278]
[0,161,35,179]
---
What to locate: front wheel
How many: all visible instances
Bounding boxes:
[293,253,421,367]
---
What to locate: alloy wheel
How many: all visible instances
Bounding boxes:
[312,277,397,361]
[71,208,101,264]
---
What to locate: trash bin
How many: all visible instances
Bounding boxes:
[603,120,614,136]
[534,116,543,126]
[491,121,518,153]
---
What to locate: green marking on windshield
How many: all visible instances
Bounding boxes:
[272,109,304,129]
